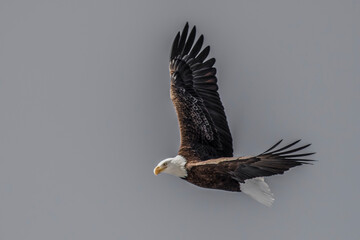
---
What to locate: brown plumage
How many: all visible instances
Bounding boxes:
[154,23,314,205]
[170,23,233,161]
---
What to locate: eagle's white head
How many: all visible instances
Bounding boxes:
[153,155,187,178]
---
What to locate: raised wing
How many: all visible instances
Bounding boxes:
[169,23,233,161]
[189,140,315,182]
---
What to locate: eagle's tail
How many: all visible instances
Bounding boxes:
[240,177,274,207]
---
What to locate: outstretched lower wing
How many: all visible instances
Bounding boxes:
[189,140,315,181]
[228,140,315,182]
[169,23,233,161]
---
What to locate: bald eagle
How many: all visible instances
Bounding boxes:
[154,23,314,206]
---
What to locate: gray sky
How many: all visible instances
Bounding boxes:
[0,0,359,239]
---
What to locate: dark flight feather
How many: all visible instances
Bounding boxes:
[262,139,283,154]
[177,23,188,53]
[182,26,196,55]
[170,32,180,59]
[195,46,210,63]
[188,35,204,59]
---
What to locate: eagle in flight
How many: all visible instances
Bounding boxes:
[154,23,314,206]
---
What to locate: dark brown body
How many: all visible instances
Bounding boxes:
[185,160,241,191]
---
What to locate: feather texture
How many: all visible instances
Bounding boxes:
[169,23,233,161]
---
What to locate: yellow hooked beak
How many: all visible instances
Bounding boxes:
[154,165,166,175]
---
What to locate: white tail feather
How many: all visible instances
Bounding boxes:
[240,177,274,207]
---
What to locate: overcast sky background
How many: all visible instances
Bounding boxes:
[1,0,359,239]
